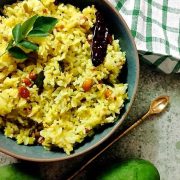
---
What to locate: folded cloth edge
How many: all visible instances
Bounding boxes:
[109,0,180,73]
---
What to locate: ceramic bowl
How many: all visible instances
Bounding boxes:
[0,0,139,162]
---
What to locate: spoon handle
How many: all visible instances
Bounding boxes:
[67,111,151,180]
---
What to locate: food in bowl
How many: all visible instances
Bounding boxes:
[0,0,127,155]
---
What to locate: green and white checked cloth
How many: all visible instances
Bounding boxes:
[109,0,180,73]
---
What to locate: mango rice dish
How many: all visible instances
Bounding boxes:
[0,0,127,154]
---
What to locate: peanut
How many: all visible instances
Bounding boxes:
[56,25,64,31]
[104,89,112,99]
[82,79,93,92]
[23,3,29,13]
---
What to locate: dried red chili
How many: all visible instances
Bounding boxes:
[91,11,112,66]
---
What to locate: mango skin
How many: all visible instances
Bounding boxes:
[97,159,160,180]
[0,163,41,180]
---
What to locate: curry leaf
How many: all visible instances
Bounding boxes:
[32,16,58,33]
[21,15,38,36]
[12,24,23,43]
[27,30,49,37]
[7,15,58,61]
[34,71,45,89]
[8,46,28,60]
[18,40,39,51]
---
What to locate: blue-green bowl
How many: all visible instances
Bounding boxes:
[0,0,139,162]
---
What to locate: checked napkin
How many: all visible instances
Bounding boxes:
[109,0,180,74]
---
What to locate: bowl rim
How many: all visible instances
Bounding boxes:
[0,0,139,162]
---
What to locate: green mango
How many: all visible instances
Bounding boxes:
[0,163,41,180]
[97,159,160,180]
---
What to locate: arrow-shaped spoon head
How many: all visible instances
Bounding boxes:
[149,95,170,115]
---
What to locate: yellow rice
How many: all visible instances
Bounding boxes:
[0,0,127,154]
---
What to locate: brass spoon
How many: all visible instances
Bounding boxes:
[68,95,170,180]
